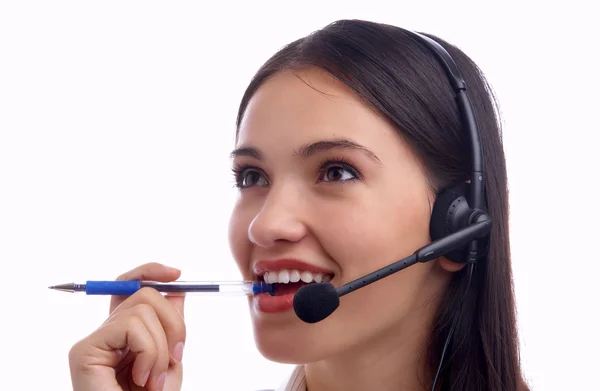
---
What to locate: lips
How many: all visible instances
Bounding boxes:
[252,259,335,314]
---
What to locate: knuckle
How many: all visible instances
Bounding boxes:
[126,322,157,356]
[147,340,159,356]
[134,302,156,317]
[68,341,83,362]
[143,343,158,361]
[125,313,145,331]
[68,339,97,374]
[137,286,162,302]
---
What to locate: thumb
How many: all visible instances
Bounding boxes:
[110,263,182,314]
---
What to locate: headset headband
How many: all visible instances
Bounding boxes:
[408,31,485,212]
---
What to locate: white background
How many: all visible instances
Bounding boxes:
[1,1,598,390]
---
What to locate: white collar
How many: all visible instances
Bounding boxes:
[275,365,306,391]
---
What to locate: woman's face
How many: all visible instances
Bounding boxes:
[228,68,450,363]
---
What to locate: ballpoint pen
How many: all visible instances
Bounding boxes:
[48,280,276,296]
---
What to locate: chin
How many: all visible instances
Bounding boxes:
[251,310,350,365]
[253,332,325,364]
[249,311,335,364]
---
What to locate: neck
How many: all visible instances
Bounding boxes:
[303,311,434,391]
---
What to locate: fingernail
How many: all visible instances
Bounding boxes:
[172,341,184,361]
[156,372,166,390]
[141,371,150,387]
[165,265,180,272]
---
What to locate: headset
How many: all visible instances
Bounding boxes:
[292,29,492,391]
[410,31,489,390]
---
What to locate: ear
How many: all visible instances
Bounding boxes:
[438,256,468,272]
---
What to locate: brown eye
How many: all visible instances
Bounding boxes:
[232,166,268,189]
[241,170,268,187]
[319,162,359,183]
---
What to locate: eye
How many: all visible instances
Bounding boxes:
[232,166,269,188]
[318,160,361,183]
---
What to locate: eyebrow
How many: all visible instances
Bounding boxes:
[230,138,382,164]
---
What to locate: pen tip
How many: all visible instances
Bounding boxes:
[48,283,76,293]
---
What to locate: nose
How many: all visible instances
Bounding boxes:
[248,184,308,248]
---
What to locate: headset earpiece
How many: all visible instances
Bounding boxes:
[430,182,489,263]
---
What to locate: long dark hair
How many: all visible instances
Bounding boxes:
[235,19,528,391]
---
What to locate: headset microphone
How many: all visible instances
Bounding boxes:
[293,212,491,324]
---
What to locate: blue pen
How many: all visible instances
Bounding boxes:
[48,280,276,296]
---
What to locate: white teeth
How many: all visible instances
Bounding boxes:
[265,271,278,284]
[290,270,300,283]
[278,269,290,284]
[262,269,332,284]
[300,271,313,283]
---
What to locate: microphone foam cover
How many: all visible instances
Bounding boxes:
[293,282,339,324]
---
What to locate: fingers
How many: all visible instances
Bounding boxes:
[165,294,185,319]
[71,263,186,391]
[110,262,181,314]
[116,262,181,282]
[85,305,169,390]
[110,287,186,364]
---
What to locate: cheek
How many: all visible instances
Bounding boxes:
[308,192,434,340]
[315,191,432,280]
[228,201,254,274]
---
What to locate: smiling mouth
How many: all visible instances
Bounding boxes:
[260,269,334,296]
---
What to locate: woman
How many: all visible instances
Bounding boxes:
[68,19,529,391]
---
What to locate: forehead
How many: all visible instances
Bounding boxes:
[236,69,399,150]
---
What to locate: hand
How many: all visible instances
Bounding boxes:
[68,263,187,391]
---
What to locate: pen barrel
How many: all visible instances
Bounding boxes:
[86,280,141,295]
[79,280,274,296]
[141,281,272,295]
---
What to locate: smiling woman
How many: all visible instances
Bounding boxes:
[228,64,457,384]
[67,19,529,391]
[227,19,529,391]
